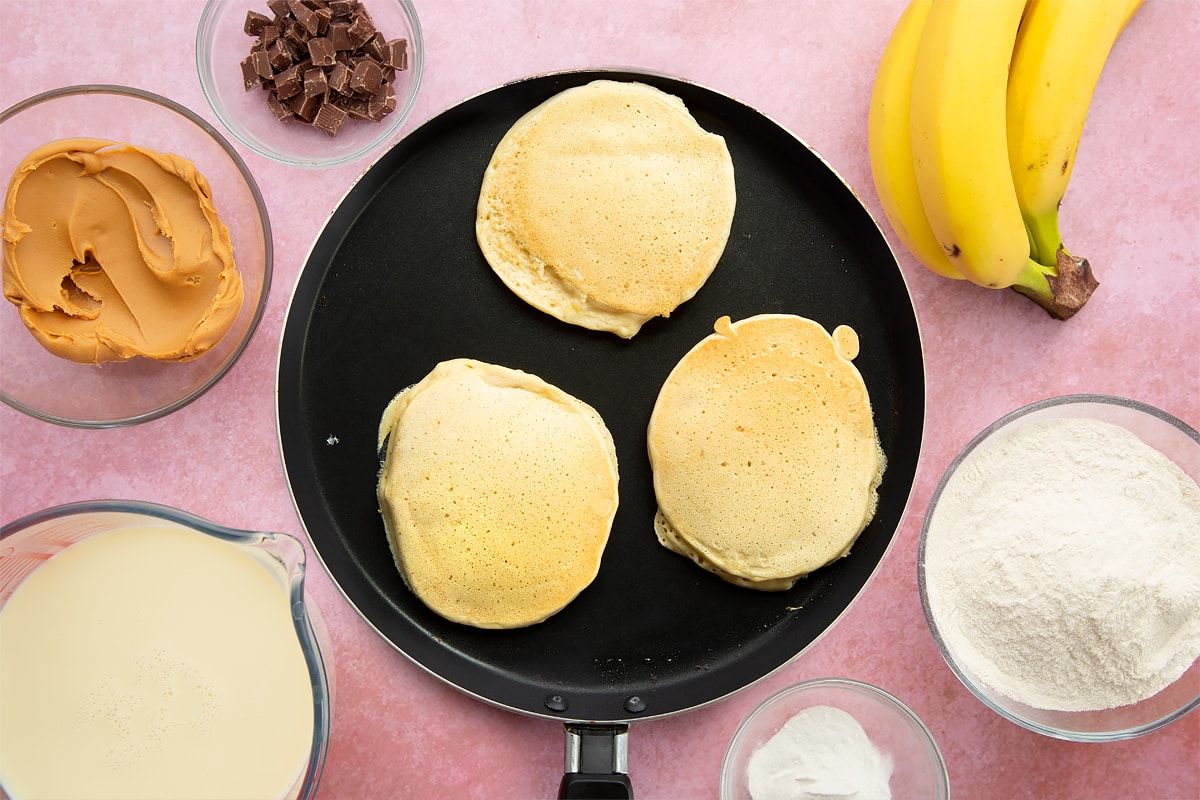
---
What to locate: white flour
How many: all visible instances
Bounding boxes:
[746,705,892,800]
[924,416,1200,711]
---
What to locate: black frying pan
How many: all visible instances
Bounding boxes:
[277,69,924,796]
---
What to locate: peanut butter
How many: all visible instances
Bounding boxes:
[2,139,244,364]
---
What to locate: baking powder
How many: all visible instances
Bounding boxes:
[746,705,892,800]
[923,416,1200,711]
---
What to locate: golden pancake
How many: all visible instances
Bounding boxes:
[647,315,885,590]
[476,80,736,338]
[376,359,619,628]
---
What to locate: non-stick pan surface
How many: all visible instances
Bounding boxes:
[277,69,925,724]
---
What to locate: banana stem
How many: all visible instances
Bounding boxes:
[1024,212,1064,267]
[1011,250,1099,320]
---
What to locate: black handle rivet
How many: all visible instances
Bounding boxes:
[624,696,647,713]
[545,694,569,712]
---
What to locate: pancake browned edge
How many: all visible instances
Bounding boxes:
[476,79,736,338]
[376,358,620,629]
[647,315,885,591]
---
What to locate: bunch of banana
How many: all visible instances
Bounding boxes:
[868,0,1144,319]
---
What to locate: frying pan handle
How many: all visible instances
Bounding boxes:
[558,723,633,799]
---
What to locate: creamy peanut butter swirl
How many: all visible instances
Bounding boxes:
[2,139,243,364]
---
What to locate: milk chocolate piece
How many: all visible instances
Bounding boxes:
[382,38,407,70]
[250,49,274,79]
[328,61,352,95]
[367,83,396,121]
[304,67,328,98]
[267,39,292,71]
[313,6,333,35]
[241,54,266,90]
[308,36,336,67]
[261,24,280,47]
[343,96,371,119]
[267,0,290,17]
[245,10,272,36]
[313,102,348,137]
[289,91,323,122]
[348,58,383,95]
[266,92,292,121]
[274,64,303,100]
[347,13,375,47]
[287,0,318,35]
[329,22,353,50]
[362,32,385,62]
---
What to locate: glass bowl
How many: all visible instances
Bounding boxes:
[0,500,333,800]
[0,85,272,428]
[721,678,949,800]
[919,394,1200,741]
[196,0,424,168]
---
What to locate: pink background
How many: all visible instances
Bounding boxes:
[2,1,1198,798]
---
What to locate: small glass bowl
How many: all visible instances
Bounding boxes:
[0,85,272,428]
[0,500,333,800]
[919,394,1200,741]
[196,0,424,168]
[721,678,949,800]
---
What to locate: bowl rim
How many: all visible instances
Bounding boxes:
[195,0,426,169]
[917,393,1200,741]
[721,676,949,799]
[0,498,331,798]
[0,83,273,429]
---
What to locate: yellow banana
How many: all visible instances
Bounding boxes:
[868,0,963,281]
[1007,0,1146,267]
[909,0,1038,291]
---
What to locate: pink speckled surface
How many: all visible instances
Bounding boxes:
[2,1,1198,798]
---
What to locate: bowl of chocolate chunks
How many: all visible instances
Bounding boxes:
[197,0,423,167]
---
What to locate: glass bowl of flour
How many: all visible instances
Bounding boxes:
[919,394,1200,741]
[720,678,949,800]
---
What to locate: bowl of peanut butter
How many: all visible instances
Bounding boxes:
[0,85,271,427]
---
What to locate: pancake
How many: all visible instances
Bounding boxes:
[647,315,885,590]
[476,79,736,338]
[376,359,619,628]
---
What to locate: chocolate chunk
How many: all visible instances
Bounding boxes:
[329,0,354,16]
[367,83,396,121]
[261,24,280,47]
[240,54,266,90]
[328,21,354,50]
[327,61,352,95]
[250,49,274,80]
[273,64,303,100]
[267,39,293,71]
[287,0,318,35]
[244,9,272,36]
[361,32,385,62]
[347,13,376,47]
[343,96,371,119]
[382,38,407,70]
[289,91,323,122]
[348,58,383,95]
[308,36,337,67]
[313,102,349,137]
[313,6,333,35]
[267,0,290,16]
[304,67,329,98]
[266,92,293,121]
